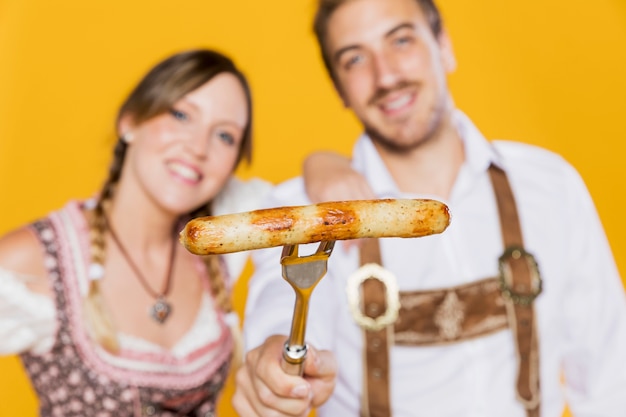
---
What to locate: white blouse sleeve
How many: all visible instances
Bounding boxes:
[212,177,274,283]
[0,266,56,355]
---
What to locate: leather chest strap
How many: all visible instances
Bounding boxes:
[359,238,392,417]
[358,164,540,417]
[489,165,541,415]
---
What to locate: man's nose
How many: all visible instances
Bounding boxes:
[372,50,401,89]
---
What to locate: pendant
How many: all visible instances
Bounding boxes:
[150,297,172,324]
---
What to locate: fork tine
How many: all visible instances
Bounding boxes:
[279,241,335,376]
[316,240,335,255]
[281,244,297,260]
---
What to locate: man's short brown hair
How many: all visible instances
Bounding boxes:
[313,0,443,81]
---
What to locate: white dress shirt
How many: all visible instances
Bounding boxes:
[243,112,626,417]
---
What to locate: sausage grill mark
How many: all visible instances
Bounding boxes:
[179,199,451,255]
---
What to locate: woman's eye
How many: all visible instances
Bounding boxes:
[169,108,188,121]
[218,131,235,146]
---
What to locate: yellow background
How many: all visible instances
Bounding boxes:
[1,0,624,415]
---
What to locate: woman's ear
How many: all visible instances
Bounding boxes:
[118,115,136,144]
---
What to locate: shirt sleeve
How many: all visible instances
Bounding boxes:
[559,165,626,415]
[212,177,274,283]
[0,266,56,355]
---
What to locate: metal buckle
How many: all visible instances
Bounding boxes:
[498,246,542,306]
[346,263,400,331]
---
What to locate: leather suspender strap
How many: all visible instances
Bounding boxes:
[357,164,541,417]
[359,238,392,417]
[489,165,541,416]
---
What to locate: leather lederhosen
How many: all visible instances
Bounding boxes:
[351,164,542,417]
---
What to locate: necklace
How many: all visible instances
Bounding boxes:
[105,215,177,324]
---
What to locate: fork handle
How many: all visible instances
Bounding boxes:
[281,342,307,376]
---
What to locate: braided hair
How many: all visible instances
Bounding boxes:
[84,49,253,359]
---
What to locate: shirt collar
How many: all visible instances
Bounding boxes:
[351,134,400,198]
[454,110,503,172]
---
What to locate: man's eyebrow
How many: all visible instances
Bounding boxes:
[333,44,360,64]
[333,22,417,64]
[385,22,416,38]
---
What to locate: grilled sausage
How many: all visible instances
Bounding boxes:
[179,198,451,255]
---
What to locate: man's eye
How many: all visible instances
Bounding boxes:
[394,36,413,46]
[218,131,235,146]
[169,109,188,121]
[345,54,364,69]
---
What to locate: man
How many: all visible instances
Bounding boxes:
[233,0,626,416]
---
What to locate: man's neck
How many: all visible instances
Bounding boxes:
[374,119,465,199]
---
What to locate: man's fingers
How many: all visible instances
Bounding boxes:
[234,335,316,416]
[235,361,313,417]
[302,345,337,407]
[302,345,337,378]
[248,336,312,399]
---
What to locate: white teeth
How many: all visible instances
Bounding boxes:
[167,161,200,181]
[383,94,412,111]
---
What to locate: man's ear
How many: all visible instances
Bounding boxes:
[438,29,457,73]
[332,77,350,108]
[117,114,136,143]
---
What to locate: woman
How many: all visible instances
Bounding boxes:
[0,49,271,416]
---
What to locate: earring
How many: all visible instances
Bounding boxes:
[121,132,134,143]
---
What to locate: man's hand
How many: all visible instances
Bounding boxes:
[303,151,376,252]
[303,151,376,204]
[233,335,337,417]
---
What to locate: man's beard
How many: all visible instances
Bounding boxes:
[363,102,446,155]
[365,124,418,154]
[364,81,447,154]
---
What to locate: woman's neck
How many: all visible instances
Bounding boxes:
[106,181,179,254]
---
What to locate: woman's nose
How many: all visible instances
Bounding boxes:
[186,131,210,158]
